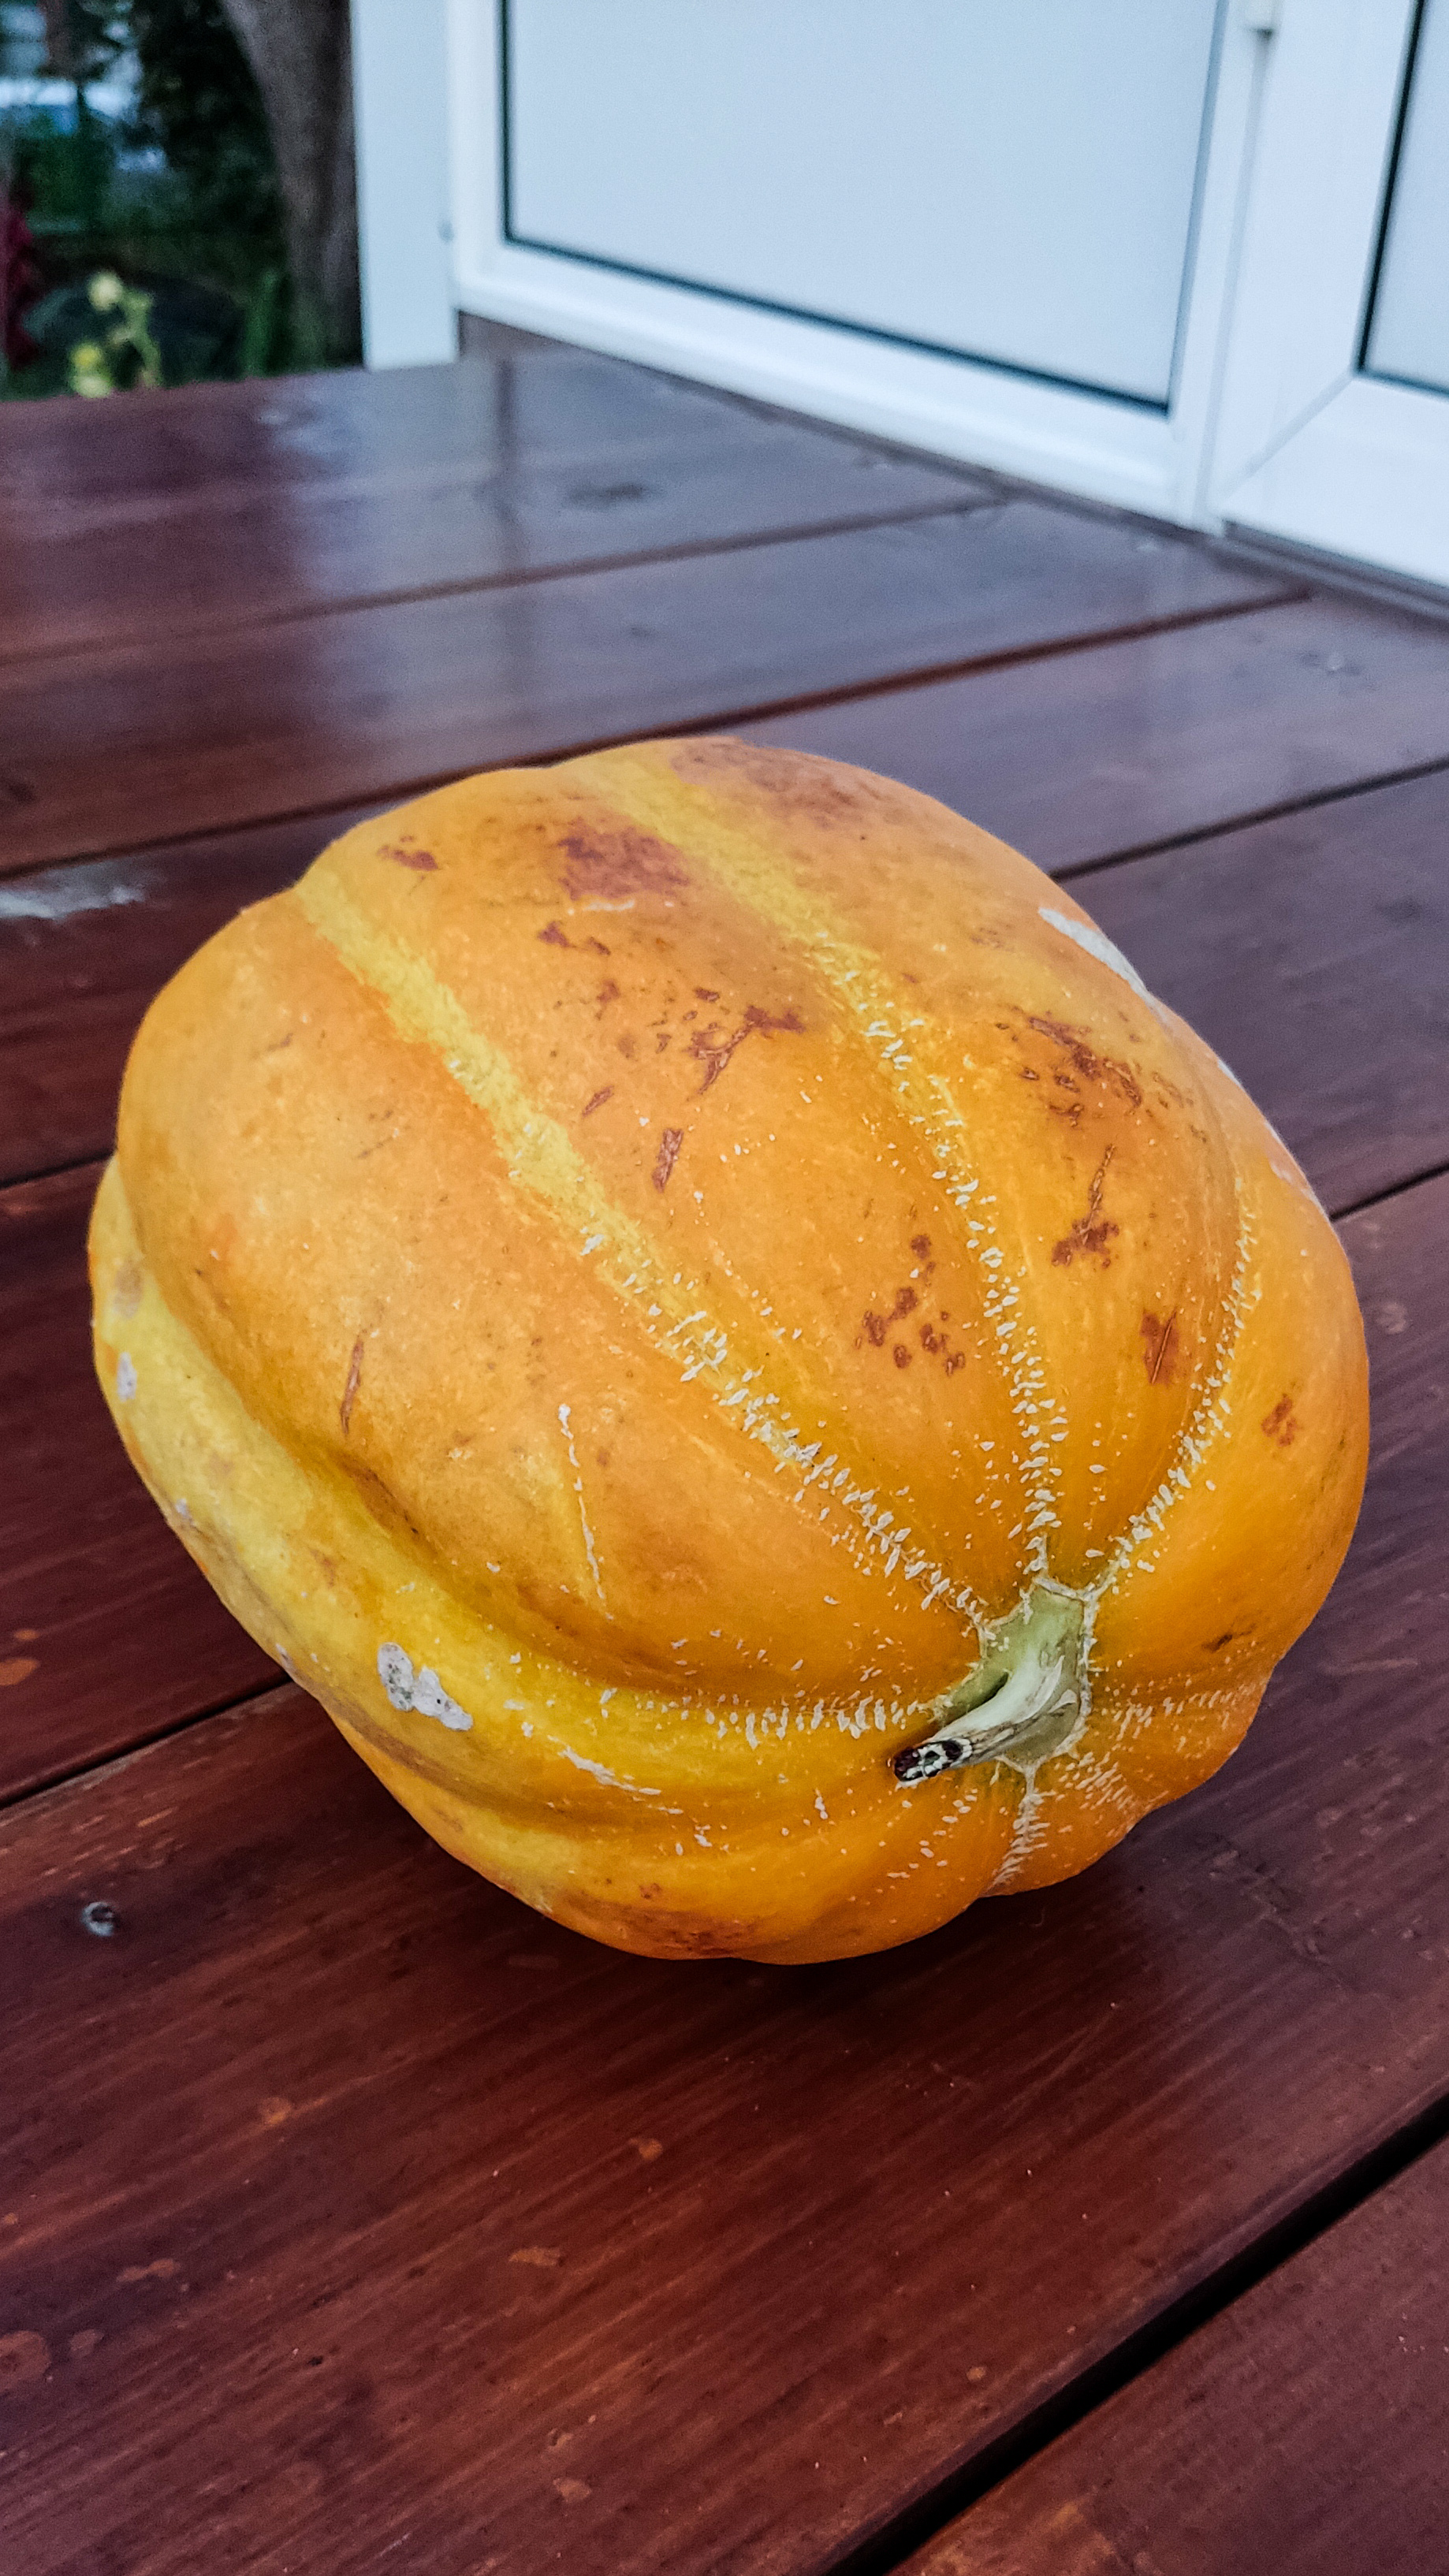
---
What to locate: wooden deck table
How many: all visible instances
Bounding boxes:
[2,329,1447,2575]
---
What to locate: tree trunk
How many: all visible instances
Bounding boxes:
[218,0,361,364]
[39,2,75,78]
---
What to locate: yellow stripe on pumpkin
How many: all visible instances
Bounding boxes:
[292,865,985,1631]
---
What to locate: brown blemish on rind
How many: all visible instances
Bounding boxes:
[861,1283,916,1342]
[1052,1148,1118,1270]
[1261,1394,1299,1447]
[862,1274,964,1374]
[582,1085,613,1119]
[651,1127,684,1191]
[111,1257,143,1317]
[687,1001,805,1095]
[1028,1014,1142,1111]
[1139,1308,1179,1383]
[558,824,689,903]
[538,919,611,956]
[335,1454,423,1544]
[340,1336,365,1435]
[382,845,437,872]
[667,735,885,831]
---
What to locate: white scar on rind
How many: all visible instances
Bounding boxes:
[376,1640,474,1731]
[561,1744,661,1796]
[116,1351,138,1402]
[558,1402,607,1607]
[1039,905,1168,1023]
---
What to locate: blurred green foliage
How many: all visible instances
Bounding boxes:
[2,0,330,393]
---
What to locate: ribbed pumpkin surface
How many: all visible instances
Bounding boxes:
[91,739,1368,1960]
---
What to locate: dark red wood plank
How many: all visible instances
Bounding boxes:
[0,414,985,663]
[0,1166,277,1804]
[904,2140,1449,2575]
[0,1175,1444,2576]
[0,344,852,523]
[738,592,1449,869]
[0,812,378,1189]
[0,504,1289,873]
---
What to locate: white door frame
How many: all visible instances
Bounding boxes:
[445,0,1272,523]
[352,0,457,367]
[1209,0,1449,588]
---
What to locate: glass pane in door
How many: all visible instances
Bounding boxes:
[1363,0,1449,396]
[506,0,1223,406]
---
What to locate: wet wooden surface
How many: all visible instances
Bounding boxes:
[0,364,989,661]
[739,591,1449,869]
[2,336,1448,2574]
[904,2136,1449,2576]
[0,501,1288,873]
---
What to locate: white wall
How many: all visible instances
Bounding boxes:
[352,0,456,368]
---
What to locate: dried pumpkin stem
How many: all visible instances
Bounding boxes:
[892,1585,1088,1785]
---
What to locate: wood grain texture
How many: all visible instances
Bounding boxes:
[0,1166,277,1804]
[739,594,1449,871]
[0,811,378,1188]
[903,2139,1449,2575]
[0,504,1289,873]
[0,342,873,523]
[0,415,985,663]
[0,1174,1443,2576]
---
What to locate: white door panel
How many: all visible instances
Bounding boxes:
[1214,0,1449,588]
[1364,0,1449,396]
[505,0,1221,405]
[440,0,1449,571]
[1209,0,1413,495]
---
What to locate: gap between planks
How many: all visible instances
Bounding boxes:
[829,2075,1449,2576]
[1054,746,1449,888]
[0,583,1305,884]
[0,493,998,674]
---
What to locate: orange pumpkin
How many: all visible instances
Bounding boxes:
[91,739,1369,1962]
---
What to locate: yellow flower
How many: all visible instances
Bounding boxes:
[69,343,114,398]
